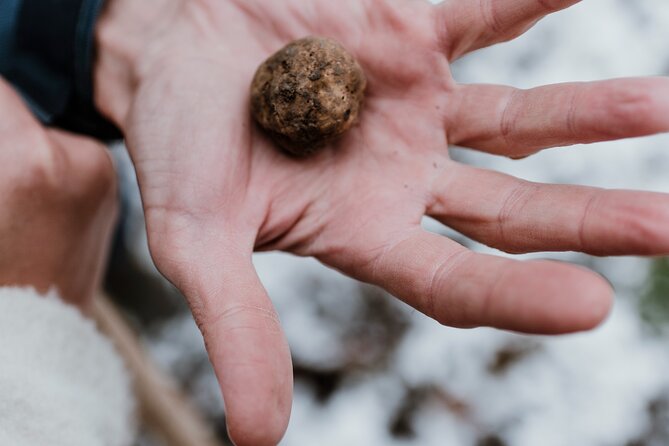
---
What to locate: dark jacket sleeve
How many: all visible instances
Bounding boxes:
[0,0,121,140]
[0,0,21,73]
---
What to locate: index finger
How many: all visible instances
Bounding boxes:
[436,0,580,60]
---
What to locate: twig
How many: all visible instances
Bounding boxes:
[92,293,222,446]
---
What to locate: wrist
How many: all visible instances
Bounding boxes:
[93,0,181,128]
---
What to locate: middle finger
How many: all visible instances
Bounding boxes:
[428,163,669,256]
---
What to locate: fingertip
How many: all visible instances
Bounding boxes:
[477,259,614,335]
[224,366,292,446]
[182,260,294,446]
[592,77,669,138]
[524,261,613,334]
[227,415,289,446]
[211,332,293,446]
[564,266,614,332]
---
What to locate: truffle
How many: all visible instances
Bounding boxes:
[250,36,367,156]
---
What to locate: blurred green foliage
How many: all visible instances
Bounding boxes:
[640,257,669,329]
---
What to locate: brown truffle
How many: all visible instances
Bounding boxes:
[250,36,367,156]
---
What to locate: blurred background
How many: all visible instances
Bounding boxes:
[105,0,669,444]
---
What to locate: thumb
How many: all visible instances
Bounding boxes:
[164,244,293,446]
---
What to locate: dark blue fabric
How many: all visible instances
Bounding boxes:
[0,0,121,140]
[75,0,104,103]
[0,0,21,73]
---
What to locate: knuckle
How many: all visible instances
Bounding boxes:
[42,133,118,205]
[205,303,281,331]
[482,0,504,35]
[577,193,599,252]
[11,132,60,192]
[600,84,655,135]
[496,182,537,245]
[425,250,471,324]
[536,0,563,12]
[613,206,663,251]
[75,143,117,201]
[29,137,116,211]
[195,302,282,349]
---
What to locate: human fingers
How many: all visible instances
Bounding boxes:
[0,78,117,309]
[327,228,612,334]
[428,163,669,256]
[435,0,580,60]
[150,236,293,446]
[43,130,118,310]
[447,78,669,158]
[0,76,115,194]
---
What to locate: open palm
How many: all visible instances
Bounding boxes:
[113,0,669,444]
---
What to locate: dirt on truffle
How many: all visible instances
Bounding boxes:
[250,36,367,156]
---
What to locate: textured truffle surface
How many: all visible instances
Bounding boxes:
[251,36,367,156]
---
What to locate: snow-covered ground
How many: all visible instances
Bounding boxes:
[114,1,669,444]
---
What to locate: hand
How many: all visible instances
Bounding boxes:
[0,79,117,312]
[94,0,669,444]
